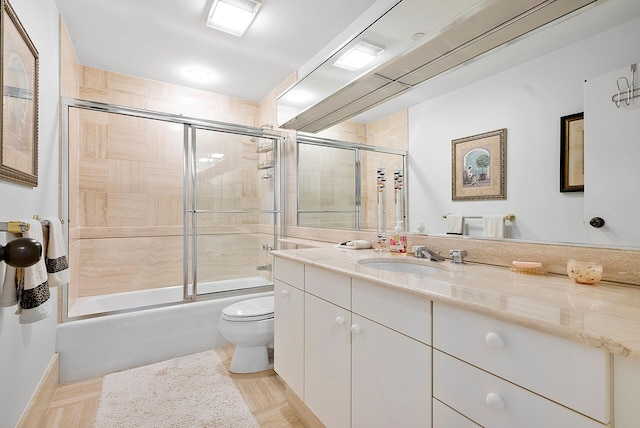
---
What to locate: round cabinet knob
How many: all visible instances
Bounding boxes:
[589,217,605,228]
[485,332,505,349]
[485,392,505,411]
[335,316,345,326]
[351,324,361,334]
[280,289,289,297]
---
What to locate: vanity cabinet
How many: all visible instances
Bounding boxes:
[274,257,432,428]
[304,293,352,428]
[273,258,305,399]
[432,303,610,427]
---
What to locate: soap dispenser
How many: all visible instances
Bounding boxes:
[389,221,407,253]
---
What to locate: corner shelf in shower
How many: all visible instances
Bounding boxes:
[258,160,275,170]
[256,142,274,153]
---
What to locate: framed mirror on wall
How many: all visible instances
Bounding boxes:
[0,0,39,187]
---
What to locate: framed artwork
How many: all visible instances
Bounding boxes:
[452,128,506,201]
[560,112,584,192]
[0,0,39,187]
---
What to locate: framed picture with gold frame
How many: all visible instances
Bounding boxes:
[560,112,584,192]
[451,128,507,201]
[0,0,39,187]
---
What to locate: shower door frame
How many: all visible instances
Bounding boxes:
[60,97,284,322]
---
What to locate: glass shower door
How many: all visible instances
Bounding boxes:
[190,128,278,298]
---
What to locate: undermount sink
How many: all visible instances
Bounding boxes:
[358,259,443,275]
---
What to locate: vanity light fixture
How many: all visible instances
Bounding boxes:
[333,41,385,71]
[206,0,261,37]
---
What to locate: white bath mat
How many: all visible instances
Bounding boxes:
[94,349,259,428]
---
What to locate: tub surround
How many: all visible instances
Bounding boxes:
[273,246,640,360]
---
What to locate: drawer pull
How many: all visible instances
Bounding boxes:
[485,392,505,411]
[485,332,505,349]
[281,289,289,297]
[351,324,361,334]
[335,316,345,326]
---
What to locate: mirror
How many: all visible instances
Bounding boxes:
[291,0,640,249]
[277,0,603,133]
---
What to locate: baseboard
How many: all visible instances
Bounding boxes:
[285,385,325,428]
[17,353,59,428]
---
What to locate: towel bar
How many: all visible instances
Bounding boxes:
[0,221,30,233]
[442,213,516,222]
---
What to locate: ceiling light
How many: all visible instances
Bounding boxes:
[206,0,261,37]
[187,68,212,83]
[333,41,385,71]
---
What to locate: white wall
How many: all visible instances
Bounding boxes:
[408,16,640,243]
[0,0,60,426]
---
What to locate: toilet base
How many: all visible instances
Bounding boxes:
[229,344,274,374]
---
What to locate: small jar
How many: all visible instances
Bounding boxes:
[567,259,603,285]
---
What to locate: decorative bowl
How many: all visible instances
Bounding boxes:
[567,259,603,285]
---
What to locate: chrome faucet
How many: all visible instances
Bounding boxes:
[449,249,468,264]
[414,246,445,261]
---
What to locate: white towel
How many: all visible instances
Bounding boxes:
[483,215,505,238]
[0,220,51,323]
[0,261,5,296]
[43,217,69,287]
[446,214,464,235]
[346,240,371,249]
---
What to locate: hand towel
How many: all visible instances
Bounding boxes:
[446,214,464,235]
[2,220,51,323]
[0,261,5,296]
[43,217,69,286]
[0,254,18,307]
[346,240,371,249]
[483,215,505,238]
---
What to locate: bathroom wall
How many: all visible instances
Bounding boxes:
[0,1,60,426]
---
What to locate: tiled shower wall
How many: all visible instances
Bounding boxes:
[61,21,273,302]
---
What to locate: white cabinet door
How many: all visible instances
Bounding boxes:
[274,280,305,398]
[305,294,351,428]
[433,399,481,428]
[584,64,640,246]
[351,314,431,428]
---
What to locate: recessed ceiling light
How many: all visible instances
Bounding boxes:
[187,68,212,83]
[333,41,385,71]
[206,0,261,37]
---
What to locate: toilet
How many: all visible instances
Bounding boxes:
[219,294,274,373]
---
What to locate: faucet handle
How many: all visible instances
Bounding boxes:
[449,249,467,264]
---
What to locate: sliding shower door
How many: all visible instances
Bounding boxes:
[65,107,186,317]
[62,98,281,319]
[189,128,278,298]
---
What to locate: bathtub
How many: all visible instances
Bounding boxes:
[56,278,272,383]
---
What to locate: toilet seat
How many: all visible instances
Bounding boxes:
[221,296,274,322]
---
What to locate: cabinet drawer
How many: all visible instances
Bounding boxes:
[433,350,607,428]
[433,399,481,428]
[433,303,610,423]
[274,257,304,289]
[352,278,431,344]
[305,265,351,309]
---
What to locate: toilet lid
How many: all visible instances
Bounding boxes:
[222,296,274,321]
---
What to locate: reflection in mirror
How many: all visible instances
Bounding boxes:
[290,0,640,249]
[297,136,406,231]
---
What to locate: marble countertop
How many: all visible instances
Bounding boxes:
[272,247,640,360]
